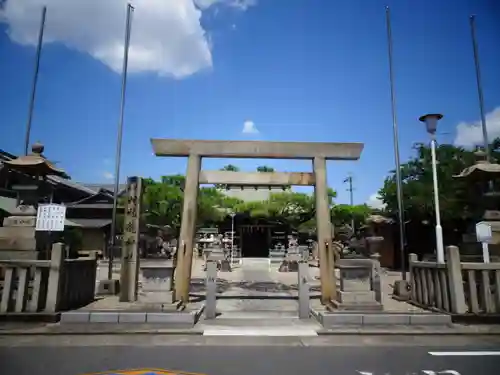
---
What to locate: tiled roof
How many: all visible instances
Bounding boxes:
[80,183,127,195]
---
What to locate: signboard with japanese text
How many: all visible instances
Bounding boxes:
[35,203,66,232]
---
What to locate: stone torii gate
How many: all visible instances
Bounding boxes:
[151,139,364,305]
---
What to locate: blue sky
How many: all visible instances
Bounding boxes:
[1,0,499,207]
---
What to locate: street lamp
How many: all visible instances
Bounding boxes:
[419,113,445,263]
[230,212,236,264]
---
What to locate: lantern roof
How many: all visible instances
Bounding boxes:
[2,142,68,178]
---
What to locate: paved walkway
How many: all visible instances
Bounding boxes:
[94,257,424,314]
[210,258,300,313]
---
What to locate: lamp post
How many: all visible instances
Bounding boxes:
[419,113,445,263]
[230,212,236,264]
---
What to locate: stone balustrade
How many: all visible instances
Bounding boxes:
[0,243,97,314]
[409,245,500,314]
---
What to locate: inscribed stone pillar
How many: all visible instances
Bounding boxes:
[119,177,143,302]
[313,156,336,303]
[177,154,201,303]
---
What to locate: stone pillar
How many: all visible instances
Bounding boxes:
[45,242,65,312]
[177,154,201,304]
[446,245,467,314]
[120,177,143,302]
[205,259,218,319]
[298,257,310,319]
[313,156,335,303]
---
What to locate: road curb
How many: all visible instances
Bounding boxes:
[316,329,500,336]
[0,329,204,336]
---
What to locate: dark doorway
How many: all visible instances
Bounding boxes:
[241,226,270,257]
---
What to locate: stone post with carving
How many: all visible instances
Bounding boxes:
[119,176,144,302]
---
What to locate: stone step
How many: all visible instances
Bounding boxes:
[313,311,452,326]
[201,311,319,327]
[202,326,318,336]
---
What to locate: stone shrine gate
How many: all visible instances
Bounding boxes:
[150,139,364,305]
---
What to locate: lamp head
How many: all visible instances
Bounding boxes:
[419,113,443,135]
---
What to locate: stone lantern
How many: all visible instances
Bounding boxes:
[364,214,392,264]
[0,142,68,260]
[454,149,500,258]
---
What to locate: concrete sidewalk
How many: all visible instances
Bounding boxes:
[1,321,499,336]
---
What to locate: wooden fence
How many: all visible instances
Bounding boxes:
[0,243,97,314]
[409,245,500,314]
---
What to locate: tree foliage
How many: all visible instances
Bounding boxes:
[378,140,500,222]
[331,204,372,228]
[137,171,370,234]
[256,165,275,172]
[141,174,243,232]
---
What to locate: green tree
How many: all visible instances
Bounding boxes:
[256,165,274,172]
[216,164,241,190]
[377,142,500,222]
[331,204,372,228]
[234,188,337,230]
[141,175,242,231]
[142,175,184,228]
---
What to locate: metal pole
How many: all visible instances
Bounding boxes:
[430,137,445,263]
[345,175,355,231]
[470,15,490,162]
[385,6,407,279]
[24,6,47,156]
[108,3,134,280]
[230,213,235,264]
[349,176,354,231]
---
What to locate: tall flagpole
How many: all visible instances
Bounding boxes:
[24,6,47,155]
[385,6,406,280]
[470,15,490,162]
[108,3,135,280]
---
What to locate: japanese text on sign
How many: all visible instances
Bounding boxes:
[35,204,66,232]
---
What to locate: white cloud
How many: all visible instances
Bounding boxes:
[194,0,257,11]
[242,120,259,134]
[454,107,500,148]
[366,193,386,210]
[103,171,114,180]
[0,0,252,78]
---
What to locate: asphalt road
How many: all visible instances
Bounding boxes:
[0,335,500,375]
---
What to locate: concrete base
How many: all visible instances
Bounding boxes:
[96,279,120,296]
[330,299,383,311]
[311,308,452,327]
[138,291,174,304]
[60,305,205,326]
[337,290,376,304]
[393,280,411,300]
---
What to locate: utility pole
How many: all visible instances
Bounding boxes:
[343,174,355,232]
[386,6,407,280]
[470,15,490,162]
[24,6,47,155]
[108,3,135,280]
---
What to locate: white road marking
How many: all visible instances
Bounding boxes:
[203,327,318,336]
[429,351,500,356]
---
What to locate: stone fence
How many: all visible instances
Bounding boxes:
[409,245,500,315]
[0,243,97,314]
